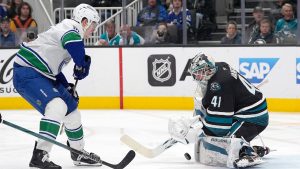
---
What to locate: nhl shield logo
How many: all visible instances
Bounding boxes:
[148,54,176,86]
[152,58,172,82]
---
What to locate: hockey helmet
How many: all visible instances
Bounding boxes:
[73,4,100,31]
[188,53,217,82]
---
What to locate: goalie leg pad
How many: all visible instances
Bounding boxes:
[195,136,246,168]
[37,98,67,152]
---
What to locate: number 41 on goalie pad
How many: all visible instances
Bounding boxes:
[194,136,264,168]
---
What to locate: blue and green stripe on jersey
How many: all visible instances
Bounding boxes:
[61,30,82,48]
[65,125,84,141]
[39,118,60,140]
[17,43,53,77]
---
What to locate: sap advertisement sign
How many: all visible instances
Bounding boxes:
[297,58,300,84]
[239,58,279,83]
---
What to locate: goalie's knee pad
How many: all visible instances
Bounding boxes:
[37,97,67,152]
[194,136,245,168]
[63,109,84,150]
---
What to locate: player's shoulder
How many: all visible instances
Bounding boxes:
[58,19,83,36]
[215,62,233,78]
[207,62,235,94]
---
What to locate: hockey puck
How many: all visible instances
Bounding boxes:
[184,153,191,160]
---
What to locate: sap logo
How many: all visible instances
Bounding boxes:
[296,58,300,84]
[239,58,279,83]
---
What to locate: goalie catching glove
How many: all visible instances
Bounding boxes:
[168,115,203,144]
[73,55,91,80]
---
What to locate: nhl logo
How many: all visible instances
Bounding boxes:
[152,58,172,82]
[148,54,176,86]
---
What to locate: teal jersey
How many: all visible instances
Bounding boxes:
[119,31,145,45]
[99,32,121,46]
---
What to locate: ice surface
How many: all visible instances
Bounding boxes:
[0,110,300,169]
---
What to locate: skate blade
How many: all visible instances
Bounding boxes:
[73,161,102,166]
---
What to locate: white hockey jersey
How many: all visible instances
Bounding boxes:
[15,19,85,79]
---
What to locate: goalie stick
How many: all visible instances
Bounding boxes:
[0,113,135,169]
[120,134,177,158]
[120,80,270,158]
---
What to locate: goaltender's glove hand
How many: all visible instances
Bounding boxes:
[168,115,203,144]
[67,83,79,103]
[73,55,91,80]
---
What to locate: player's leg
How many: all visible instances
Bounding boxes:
[30,98,67,169]
[60,89,101,166]
[13,65,65,169]
[230,122,267,168]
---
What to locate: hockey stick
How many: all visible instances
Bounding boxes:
[120,79,271,158]
[120,134,177,158]
[0,114,135,169]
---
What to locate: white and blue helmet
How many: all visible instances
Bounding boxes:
[73,4,100,30]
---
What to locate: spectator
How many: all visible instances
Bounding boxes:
[246,6,265,43]
[0,17,16,47]
[249,19,279,44]
[10,2,37,32]
[275,3,297,43]
[96,20,120,46]
[119,24,145,45]
[0,0,7,20]
[150,22,172,44]
[192,0,217,40]
[270,0,285,22]
[6,0,22,19]
[167,0,192,43]
[220,20,241,44]
[137,0,168,26]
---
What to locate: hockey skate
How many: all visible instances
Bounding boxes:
[29,142,61,169]
[67,141,102,166]
[233,146,264,168]
[253,146,270,157]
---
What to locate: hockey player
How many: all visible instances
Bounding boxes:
[168,53,269,168]
[13,4,101,169]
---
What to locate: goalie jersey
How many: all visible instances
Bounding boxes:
[195,62,269,137]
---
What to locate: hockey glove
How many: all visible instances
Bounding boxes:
[168,115,203,144]
[67,83,79,103]
[73,55,91,80]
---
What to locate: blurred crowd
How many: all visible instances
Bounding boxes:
[0,0,299,47]
[0,0,37,47]
[222,1,297,45]
[93,0,298,46]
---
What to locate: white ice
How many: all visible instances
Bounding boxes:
[1,110,300,169]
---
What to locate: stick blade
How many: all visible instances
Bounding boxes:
[115,150,136,169]
[120,135,164,158]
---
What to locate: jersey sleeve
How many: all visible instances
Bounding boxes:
[61,30,85,66]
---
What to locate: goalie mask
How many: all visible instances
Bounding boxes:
[73,4,100,35]
[188,53,217,83]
